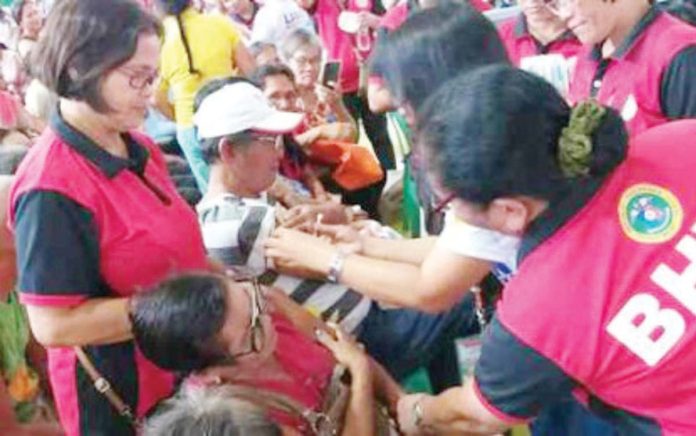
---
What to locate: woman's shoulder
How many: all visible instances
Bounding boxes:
[12,129,81,190]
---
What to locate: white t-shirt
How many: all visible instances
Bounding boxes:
[437,213,521,282]
[197,193,372,333]
[251,0,316,45]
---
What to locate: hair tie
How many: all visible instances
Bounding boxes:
[557,100,607,177]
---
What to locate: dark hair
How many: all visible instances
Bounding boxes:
[200,131,255,164]
[156,0,199,75]
[193,76,259,164]
[0,144,28,175]
[12,0,28,25]
[248,41,276,57]
[369,3,509,109]
[30,0,161,113]
[130,273,232,373]
[250,63,295,89]
[417,65,627,205]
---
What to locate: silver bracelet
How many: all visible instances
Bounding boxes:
[326,251,347,283]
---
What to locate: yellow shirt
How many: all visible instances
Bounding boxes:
[159,8,241,127]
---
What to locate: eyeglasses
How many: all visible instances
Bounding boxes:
[249,133,283,150]
[291,55,320,68]
[230,278,267,359]
[116,67,159,91]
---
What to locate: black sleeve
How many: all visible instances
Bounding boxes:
[474,317,577,420]
[14,189,102,300]
[660,45,696,119]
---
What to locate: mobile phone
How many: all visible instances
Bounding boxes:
[320,61,341,89]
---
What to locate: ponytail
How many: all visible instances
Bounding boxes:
[176,13,199,75]
[155,1,198,75]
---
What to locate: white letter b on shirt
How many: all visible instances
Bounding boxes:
[607,294,685,366]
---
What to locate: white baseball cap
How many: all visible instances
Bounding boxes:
[194,82,304,139]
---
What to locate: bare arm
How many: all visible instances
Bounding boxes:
[337,247,491,311]
[153,81,175,121]
[360,236,437,265]
[398,379,511,435]
[16,104,46,134]
[25,298,131,347]
[332,100,357,134]
[269,289,404,417]
[295,123,358,147]
[367,81,396,114]
[265,228,491,311]
[234,42,257,77]
[302,166,328,200]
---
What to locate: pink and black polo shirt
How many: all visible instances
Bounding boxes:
[8,110,209,436]
[568,7,696,136]
[475,121,696,434]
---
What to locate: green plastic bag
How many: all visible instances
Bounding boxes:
[387,111,422,238]
[0,291,38,422]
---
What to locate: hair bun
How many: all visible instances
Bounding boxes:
[557,100,607,178]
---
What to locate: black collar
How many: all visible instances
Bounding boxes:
[50,109,150,179]
[590,6,662,61]
[514,15,576,43]
[517,177,606,265]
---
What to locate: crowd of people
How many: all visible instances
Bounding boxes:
[0,0,695,434]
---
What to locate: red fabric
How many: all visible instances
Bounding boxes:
[497,17,582,67]
[200,313,335,433]
[468,0,492,12]
[18,294,87,307]
[378,1,409,32]
[498,121,696,434]
[8,128,209,436]
[313,0,376,93]
[568,12,696,137]
[0,91,19,130]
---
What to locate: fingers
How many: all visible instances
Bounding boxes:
[315,328,338,351]
[314,223,344,239]
[282,206,316,229]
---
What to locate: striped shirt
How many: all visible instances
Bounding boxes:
[197,193,372,333]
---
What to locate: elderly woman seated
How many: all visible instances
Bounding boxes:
[143,385,284,436]
[130,272,403,435]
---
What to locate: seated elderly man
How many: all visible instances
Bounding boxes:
[193,78,480,386]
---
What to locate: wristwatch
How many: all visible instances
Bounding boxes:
[326,251,348,283]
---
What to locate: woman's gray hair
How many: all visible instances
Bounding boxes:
[279,28,322,63]
[143,385,282,436]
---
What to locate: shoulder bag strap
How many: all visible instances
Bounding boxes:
[73,346,137,427]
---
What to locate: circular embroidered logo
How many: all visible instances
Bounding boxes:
[618,184,683,244]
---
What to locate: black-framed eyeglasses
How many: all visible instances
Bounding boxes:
[117,67,159,91]
[230,278,267,359]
